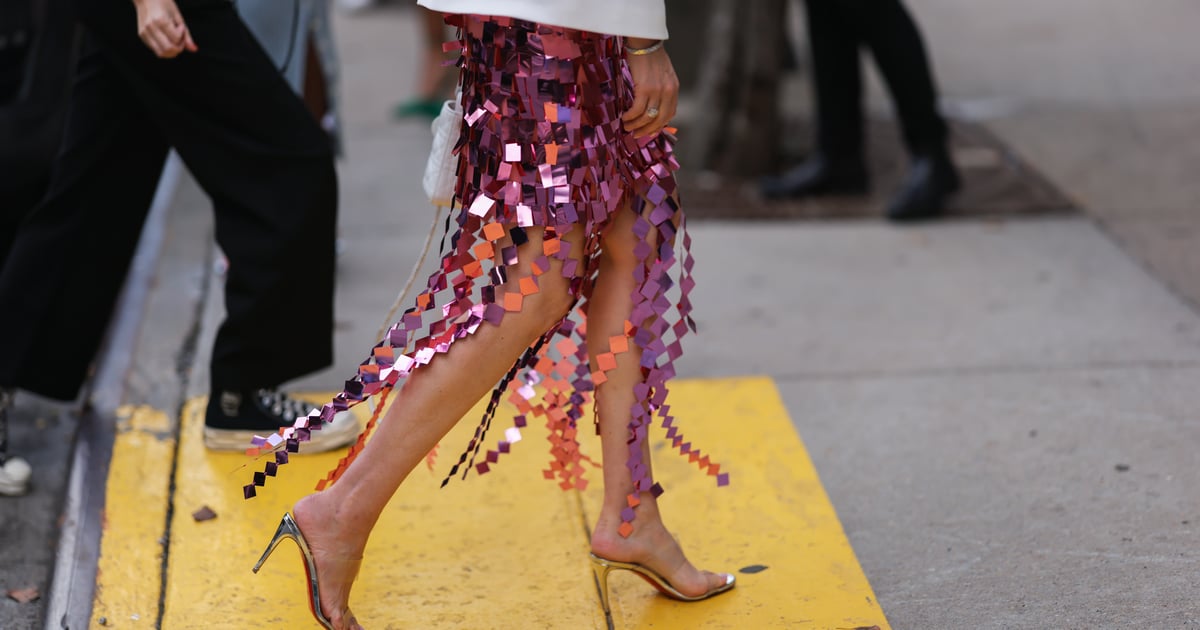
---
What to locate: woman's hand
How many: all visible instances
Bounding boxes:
[622,38,678,139]
[134,0,198,59]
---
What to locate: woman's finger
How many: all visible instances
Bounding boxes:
[150,22,183,58]
[626,86,665,134]
[656,91,679,133]
[181,26,198,53]
[622,88,650,124]
[159,37,183,58]
[631,98,672,137]
[145,29,174,57]
[164,19,188,56]
[629,111,664,136]
[625,115,654,137]
[165,8,197,54]
[645,93,674,135]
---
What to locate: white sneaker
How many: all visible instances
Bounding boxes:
[0,388,27,496]
[0,456,31,496]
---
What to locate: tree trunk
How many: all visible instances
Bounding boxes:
[680,0,788,177]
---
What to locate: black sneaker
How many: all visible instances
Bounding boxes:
[203,389,360,453]
[0,388,31,496]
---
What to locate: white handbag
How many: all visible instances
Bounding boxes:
[374,93,463,355]
[423,94,464,208]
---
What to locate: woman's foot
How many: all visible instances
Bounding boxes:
[293,495,366,630]
[590,514,731,599]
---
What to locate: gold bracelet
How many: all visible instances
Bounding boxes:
[624,40,664,56]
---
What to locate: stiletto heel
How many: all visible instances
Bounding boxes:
[587,553,735,614]
[252,513,334,630]
[591,556,615,615]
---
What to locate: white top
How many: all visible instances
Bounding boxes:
[416,0,668,40]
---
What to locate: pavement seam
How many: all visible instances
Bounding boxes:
[570,490,616,630]
[1093,217,1200,317]
[154,239,213,629]
[152,405,184,628]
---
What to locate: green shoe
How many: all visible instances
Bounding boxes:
[392,98,444,120]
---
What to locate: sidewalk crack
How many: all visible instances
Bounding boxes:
[154,228,215,629]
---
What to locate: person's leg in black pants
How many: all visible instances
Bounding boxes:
[807,0,868,176]
[74,3,358,450]
[852,0,959,220]
[0,2,357,459]
[761,0,870,199]
[762,0,959,220]
[0,39,167,493]
[0,41,169,401]
[853,0,945,158]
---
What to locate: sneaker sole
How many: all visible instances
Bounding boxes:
[0,479,29,496]
[203,412,361,454]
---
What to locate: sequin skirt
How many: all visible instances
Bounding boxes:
[245,15,726,532]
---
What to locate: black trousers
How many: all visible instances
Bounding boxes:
[804,0,948,162]
[0,0,77,266]
[0,1,337,400]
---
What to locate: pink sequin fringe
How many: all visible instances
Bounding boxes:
[243,15,727,535]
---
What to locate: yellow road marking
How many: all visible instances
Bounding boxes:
[585,377,889,629]
[92,405,174,627]
[98,378,888,628]
[161,395,601,628]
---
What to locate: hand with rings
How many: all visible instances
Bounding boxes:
[621,38,678,138]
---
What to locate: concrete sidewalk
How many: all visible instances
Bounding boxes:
[4,2,1200,628]
[910,0,1200,312]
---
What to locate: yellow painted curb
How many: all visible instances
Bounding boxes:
[584,377,890,629]
[162,394,602,629]
[91,405,175,627]
[96,378,889,628]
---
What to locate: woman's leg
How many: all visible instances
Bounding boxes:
[293,223,584,630]
[586,206,731,598]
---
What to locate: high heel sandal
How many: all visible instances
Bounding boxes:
[252,513,334,629]
[588,552,736,615]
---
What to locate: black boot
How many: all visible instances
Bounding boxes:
[885,150,961,221]
[760,155,869,200]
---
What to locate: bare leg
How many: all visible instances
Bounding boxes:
[586,206,731,597]
[293,224,583,630]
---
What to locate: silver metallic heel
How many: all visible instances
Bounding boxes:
[590,554,616,615]
[252,513,334,629]
[587,552,735,613]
